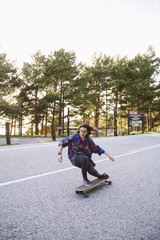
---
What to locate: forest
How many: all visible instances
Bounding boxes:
[0,46,160,139]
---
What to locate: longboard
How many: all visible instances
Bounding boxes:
[75,178,112,197]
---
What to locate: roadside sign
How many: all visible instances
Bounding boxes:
[128,111,144,134]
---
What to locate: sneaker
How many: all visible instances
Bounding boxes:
[100,173,110,179]
[83,178,92,186]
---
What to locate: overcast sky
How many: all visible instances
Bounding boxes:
[0,0,160,68]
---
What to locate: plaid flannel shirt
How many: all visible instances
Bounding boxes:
[59,133,105,166]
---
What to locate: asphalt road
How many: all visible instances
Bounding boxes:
[0,136,54,145]
[0,133,160,240]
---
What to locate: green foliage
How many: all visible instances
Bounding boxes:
[0,51,21,118]
[0,53,19,96]
[0,46,160,135]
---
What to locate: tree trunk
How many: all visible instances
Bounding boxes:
[105,92,108,136]
[14,119,16,135]
[147,112,149,131]
[45,110,48,137]
[149,110,152,131]
[52,104,56,141]
[62,103,65,135]
[35,88,39,135]
[67,108,70,137]
[6,122,11,145]
[19,116,23,136]
[58,81,62,136]
[41,116,44,135]
[11,117,14,135]
[114,93,118,136]
[31,122,33,136]
[35,113,39,135]
[94,97,100,128]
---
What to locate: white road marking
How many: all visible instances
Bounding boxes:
[0,143,160,188]
[0,142,58,152]
[129,144,160,153]
[0,166,75,187]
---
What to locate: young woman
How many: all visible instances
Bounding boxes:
[58,123,115,186]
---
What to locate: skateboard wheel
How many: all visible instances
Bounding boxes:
[84,194,89,198]
[108,181,112,185]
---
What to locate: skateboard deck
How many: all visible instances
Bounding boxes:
[75,178,112,197]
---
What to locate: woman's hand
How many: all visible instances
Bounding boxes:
[104,152,115,162]
[109,156,115,162]
[58,154,63,163]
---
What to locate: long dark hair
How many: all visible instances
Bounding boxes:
[77,123,94,137]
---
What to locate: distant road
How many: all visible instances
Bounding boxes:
[0,136,57,145]
[0,133,160,240]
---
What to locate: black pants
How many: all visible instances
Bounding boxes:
[73,155,101,179]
